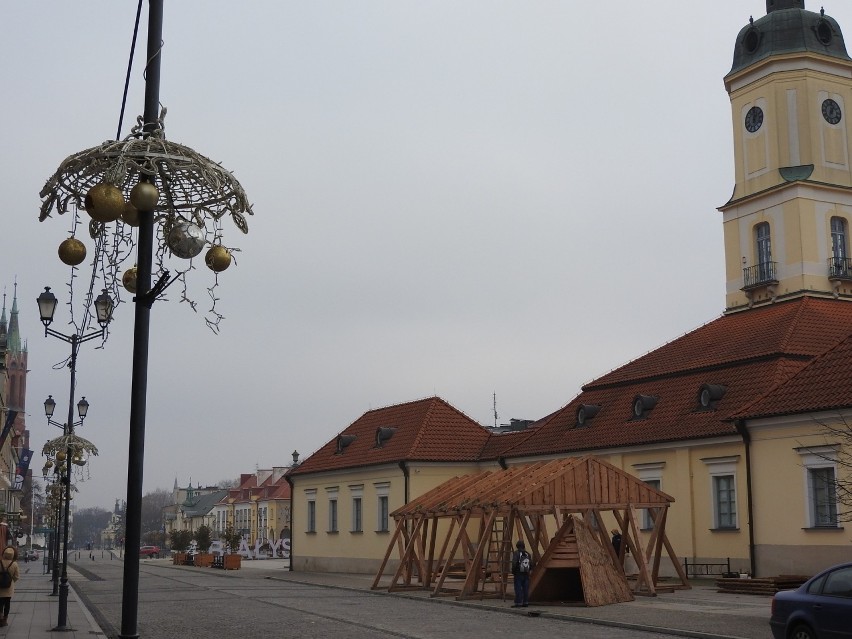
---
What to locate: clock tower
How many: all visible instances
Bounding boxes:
[721,1,852,310]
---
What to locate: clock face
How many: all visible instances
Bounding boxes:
[745,106,764,133]
[822,99,842,125]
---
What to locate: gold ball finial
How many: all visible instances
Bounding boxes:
[84,183,125,223]
[58,237,87,266]
[129,181,159,212]
[205,245,232,272]
[122,266,138,294]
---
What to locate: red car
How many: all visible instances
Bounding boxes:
[139,546,160,558]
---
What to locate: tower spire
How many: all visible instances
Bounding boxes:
[766,0,804,12]
[7,280,22,354]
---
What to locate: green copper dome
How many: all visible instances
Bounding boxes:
[729,2,850,75]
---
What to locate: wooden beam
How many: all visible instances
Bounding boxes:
[371,516,406,590]
[432,511,472,597]
[460,510,497,598]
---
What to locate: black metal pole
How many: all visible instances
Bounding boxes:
[49,489,61,594]
[54,334,78,630]
[119,2,162,637]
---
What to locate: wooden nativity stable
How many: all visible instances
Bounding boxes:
[372,455,690,606]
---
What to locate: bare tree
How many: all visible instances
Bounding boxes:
[811,415,852,522]
[140,489,171,546]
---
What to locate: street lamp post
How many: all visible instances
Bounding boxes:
[41,459,63,590]
[37,287,113,631]
[37,1,251,635]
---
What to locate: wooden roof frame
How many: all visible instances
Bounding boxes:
[372,455,690,602]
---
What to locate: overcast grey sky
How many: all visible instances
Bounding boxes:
[3,1,841,510]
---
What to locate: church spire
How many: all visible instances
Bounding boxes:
[6,282,23,354]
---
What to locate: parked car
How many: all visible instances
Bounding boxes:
[139,545,160,559]
[23,550,39,562]
[770,561,852,639]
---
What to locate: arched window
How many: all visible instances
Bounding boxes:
[831,217,848,272]
[756,222,772,281]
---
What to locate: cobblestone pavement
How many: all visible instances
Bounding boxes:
[66,557,772,639]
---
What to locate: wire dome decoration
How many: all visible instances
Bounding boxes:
[38,110,253,332]
[43,433,99,482]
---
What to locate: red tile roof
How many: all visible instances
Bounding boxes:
[295,298,852,474]
[495,297,852,459]
[290,397,491,475]
[733,330,852,419]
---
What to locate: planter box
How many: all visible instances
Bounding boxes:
[194,553,214,567]
[173,552,187,566]
[223,554,241,570]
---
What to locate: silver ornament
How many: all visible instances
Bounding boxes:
[167,221,206,259]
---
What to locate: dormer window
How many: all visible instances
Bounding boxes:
[698,384,727,410]
[336,434,357,454]
[375,427,396,447]
[576,404,600,427]
[631,395,658,420]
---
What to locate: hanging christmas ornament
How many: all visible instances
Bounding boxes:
[84,182,125,223]
[58,237,87,266]
[205,245,232,272]
[129,181,159,211]
[122,266,138,294]
[167,220,205,259]
[122,202,140,227]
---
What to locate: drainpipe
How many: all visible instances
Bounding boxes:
[285,474,294,572]
[398,461,410,504]
[735,419,757,577]
[498,457,508,470]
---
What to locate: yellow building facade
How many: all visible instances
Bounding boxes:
[291,2,852,578]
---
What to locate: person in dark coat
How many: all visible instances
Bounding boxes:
[611,529,623,556]
[511,539,531,607]
[0,546,21,627]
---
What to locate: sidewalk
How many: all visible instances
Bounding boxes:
[242,563,772,639]
[0,564,105,639]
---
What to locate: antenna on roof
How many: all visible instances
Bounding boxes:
[493,392,498,429]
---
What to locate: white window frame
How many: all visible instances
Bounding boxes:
[632,462,665,530]
[702,456,740,530]
[350,485,364,533]
[326,487,339,533]
[375,482,390,532]
[797,446,841,528]
[305,488,317,533]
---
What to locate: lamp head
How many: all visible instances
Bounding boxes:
[93,289,114,328]
[37,287,58,327]
[44,395,56,419]
[77,396,89,421]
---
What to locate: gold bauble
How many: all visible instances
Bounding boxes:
[205,245,232,272]
[122,266,138,294]
[130,181,159,211]
[56,450,66,462]
[84,183,125,223]
[58,237,87,266]
[121,202,140,227]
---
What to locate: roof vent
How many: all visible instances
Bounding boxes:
[335,434,357,454]
[698,384,727,409]
[631,395,658,420]
[375,427,397,447]
[576,404,600,427]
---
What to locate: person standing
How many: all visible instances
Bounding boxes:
[511,539,531,607]
[0,546,20,627]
